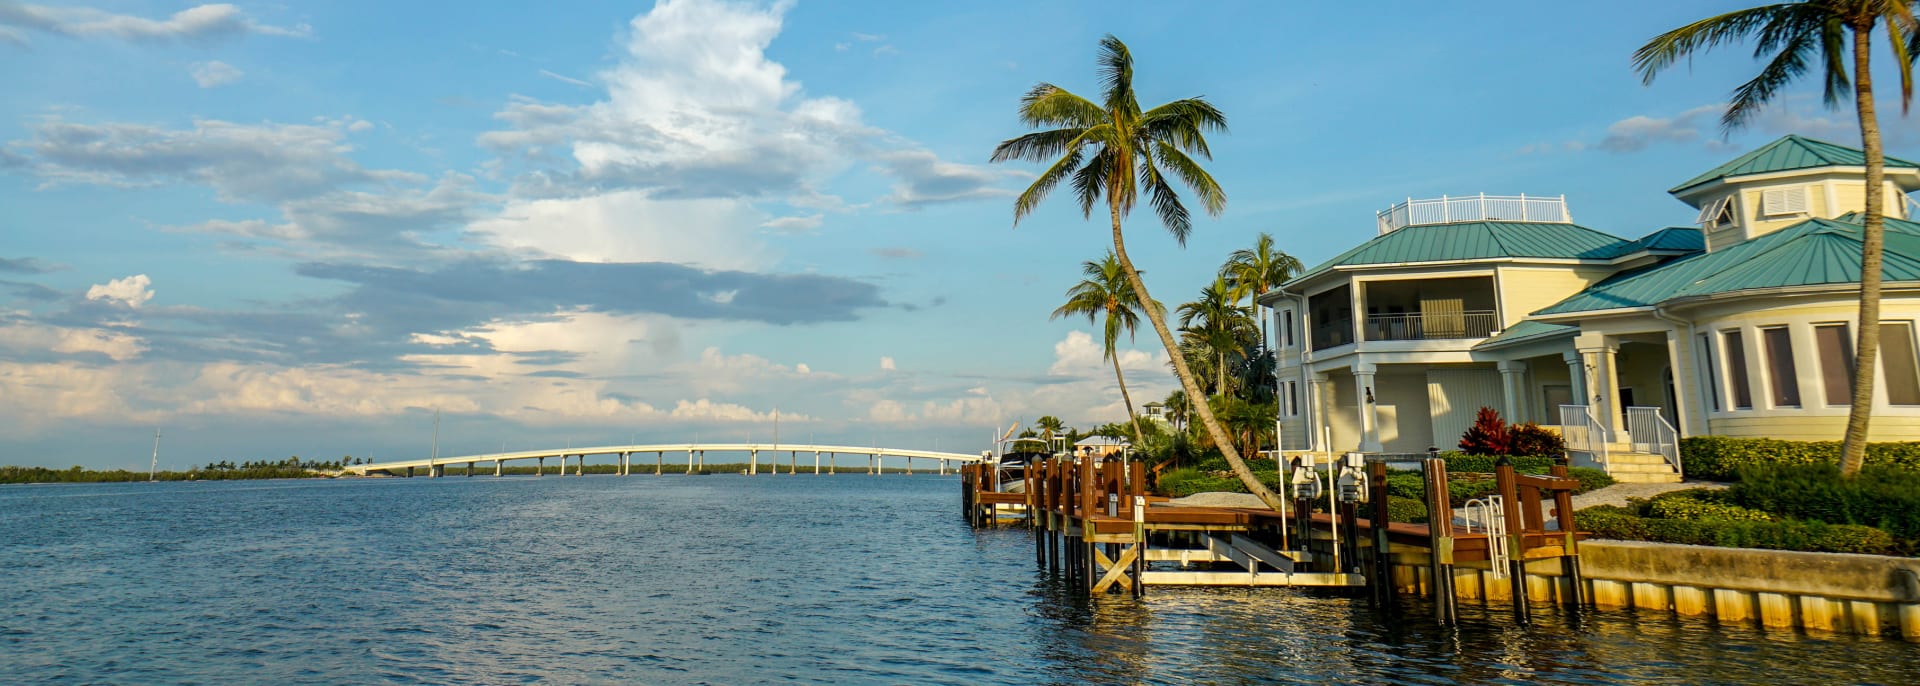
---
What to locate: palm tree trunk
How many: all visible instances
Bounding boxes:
[1840,24,1883,478]
[1112,353,1145,445]
[1108,202,1283,509]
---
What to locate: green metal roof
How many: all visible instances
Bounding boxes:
[1533,216,1920,316]
[1474,320,1578,350]
[1670,135,1920,194]
[1290,220,1633,283]
[1628,226,1705,253]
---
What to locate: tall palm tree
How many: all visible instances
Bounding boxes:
[1053,252,1158,445]
[1163,389,1190,434]
[1220,232,1304,348]
[992,36,1283,508]
[1634,1,1918,477]
[1179,276,1259,401]
[1034,415,1066,447]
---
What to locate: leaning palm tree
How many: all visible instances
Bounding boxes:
[1220,232,1304,348]
[992,36,1282,508]
[1053,252,1158,445]
[1635,1,1918,477]
[1179,276,1259,401]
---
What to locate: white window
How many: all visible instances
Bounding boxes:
[1761,187,1809,216]
[1762,326,1800,408]
[1694,195,1734,226]
[1885,321,1920,406]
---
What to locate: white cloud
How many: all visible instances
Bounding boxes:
[85,274,153,308]
[760,214,823,233]
[795,362,810,375]
[0,3,309,46]
[0,320,146,361]
[189,60,242,88]
[1048,330,1159,377]
[1594,104,1725,153]
[469,190,774,270]
[879,356,895,371]
[538,69,592,88]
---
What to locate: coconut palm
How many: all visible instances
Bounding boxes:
[1163,389,1191,434]
[1179,276,1260,401]
[1634,1,1919,477]
[1053,252,1158,445]
[1220,232,1304,347]
[1034,415,1066,447]
[992,36,1282,508]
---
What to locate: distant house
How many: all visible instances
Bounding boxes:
[1256,135,1920,483]
[1074,435,1131,458]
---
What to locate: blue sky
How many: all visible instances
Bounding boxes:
[4,0,1917,469]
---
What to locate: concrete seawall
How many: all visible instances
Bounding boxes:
[1390,540,1920,639]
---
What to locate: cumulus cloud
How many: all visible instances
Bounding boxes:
[0,3,309,47]
[85,274,153,308]
[1591,104,1725,153]
[189,60,243,88]
[879,356,895,371]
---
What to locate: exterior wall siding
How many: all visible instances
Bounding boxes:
[1496,265,1615,324]
[1426,367,1503,450]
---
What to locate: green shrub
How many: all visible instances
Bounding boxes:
[1442,454,1554,474]
[1646,490,1772,522]
[1680,436,1920,480]
[1385,495,1428,524]
[1572,505,1897,555]
[1567,467,1614,494]
[1385,470,1425,500]
[1508,422,1567,457]
[1155,467,1246,498]
[1729,463,1920,543]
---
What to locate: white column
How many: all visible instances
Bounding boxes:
[1354,363,1382,452]
[1562,351,1584,418]
[1664,328,1695,437]
[750,449,758,475]
[1498,359,1529,423]
[1309,373,1331,453]
[1577,335,1624,437]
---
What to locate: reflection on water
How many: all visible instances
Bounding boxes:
[2,476,1916,684]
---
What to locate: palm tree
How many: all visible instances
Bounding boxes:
[1053,252,1158,445]
[1179,276,1259,401]
[1634,1,1918,477]
[1220,232,1303,348]
[1163,389,1191,434]
[992,36,1282,508]
[1034,415,1066,449]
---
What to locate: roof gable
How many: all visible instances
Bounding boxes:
[1670,135,1920,194]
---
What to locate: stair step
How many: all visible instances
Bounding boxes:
[1610,471,1684,484]
[1607,462,1679,474]
[1606,453,1671,465]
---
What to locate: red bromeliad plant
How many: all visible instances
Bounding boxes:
[1458,406,1511,456]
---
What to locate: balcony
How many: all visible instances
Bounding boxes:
[1363,310,1498,341]
[1376,193,1572,235]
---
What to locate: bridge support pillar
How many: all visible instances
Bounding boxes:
[814,451,820,475]
[537,457,545,476]
[750,449,758,475]
[656,451,662,475]
[830,452,836,475]
[405,466,413,478]
[870,453,876,476]
[790,451,797,475]
[465,462,473,477]
[698,451,705,473]
[575,454,583,476]
[495,460,502,477]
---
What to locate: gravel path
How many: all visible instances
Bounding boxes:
[1571,480,1727,510]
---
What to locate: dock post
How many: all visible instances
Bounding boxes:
[1552,460,1585,610]
[1369,460,1393,609]
[1422,457,1456,627]
[1133,495,1147,598]
[1496,459,1531,625]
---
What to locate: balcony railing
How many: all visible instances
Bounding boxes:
[1363,311,1498,341]
[1377,193,1571,234]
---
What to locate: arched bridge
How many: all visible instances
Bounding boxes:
[346,443,986,478]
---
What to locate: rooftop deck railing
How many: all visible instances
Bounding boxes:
[1377,194,1571,234]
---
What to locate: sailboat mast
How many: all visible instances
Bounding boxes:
[149,429,162,482]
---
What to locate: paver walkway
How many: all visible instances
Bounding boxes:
[1571,480,1727,510]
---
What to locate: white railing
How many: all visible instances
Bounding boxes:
[1626,406,1682,476]
[1377,193,1572,234]
[1362,310,1499,341]
[1559,404,1609,471]
[1462,495,1509,580]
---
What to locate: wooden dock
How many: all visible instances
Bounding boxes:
[962,454,1589,625]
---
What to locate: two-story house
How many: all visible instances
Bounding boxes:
[1257,135,1920,483]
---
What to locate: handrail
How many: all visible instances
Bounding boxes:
[1558,404,1609,471]
[1462,495,1509,580]
[1626,406,1682,476]
[1362,310,1499,341]
[1377,193,1572,234]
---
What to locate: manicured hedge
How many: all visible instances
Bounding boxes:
[1729,463,1920,545]
[1680,436,1920,481]
[1385,495,1428,524]
[1644,489,1772,522]
[1440,453,1555,474]
[1573,505,1896,555]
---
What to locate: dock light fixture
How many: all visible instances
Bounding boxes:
[1365,387,1375,404]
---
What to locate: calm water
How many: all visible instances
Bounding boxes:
[3,475,1917,685]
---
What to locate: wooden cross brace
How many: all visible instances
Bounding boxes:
[1092,543,1140,593]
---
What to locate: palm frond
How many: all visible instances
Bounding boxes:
[1018,84,1106,128]
[990,127,1087,163]
[1819,16,1852,108]
[1154,141,1227,216]
[1097,35,1140,121]
[1012,147,1083,226]
[1889,16,1916,113]
[1141,98,1228,158]
[1633,4,1802,84]
[1139,156,1192,245]
[1070,148,1112,219]
[1724,29,1818,132]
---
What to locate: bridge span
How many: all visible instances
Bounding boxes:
[346,443,986,478]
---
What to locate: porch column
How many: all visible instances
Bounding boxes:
[1663,328,1696,437]
[1576,335,1624,438]
[1353,363,1382,453]
[1562,351,1585,417]
[1498,360,1528,423]
[1309,373,1332,453]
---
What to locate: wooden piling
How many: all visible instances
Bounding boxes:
[1495,460,1530,625]
[1422,457,1456,626]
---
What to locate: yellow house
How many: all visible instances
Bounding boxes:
[1257,136,1920,483]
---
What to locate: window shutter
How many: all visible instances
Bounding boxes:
[1761,188,1807,216]
[1694,196,1731,225]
